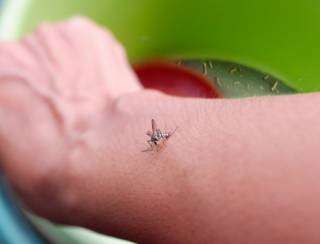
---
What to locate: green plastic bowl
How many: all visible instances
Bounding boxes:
[1,0,320,91]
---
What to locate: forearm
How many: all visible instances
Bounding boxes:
[65,91,320,243]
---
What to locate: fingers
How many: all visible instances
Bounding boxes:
[0,16,143,144]
[49,16,142,99]
[67,16,142,97]
[1,16,142,101]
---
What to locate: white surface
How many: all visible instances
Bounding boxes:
[0,0,30,40]
[62,226,134,244]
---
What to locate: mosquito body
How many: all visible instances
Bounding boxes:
[143,119,176,152]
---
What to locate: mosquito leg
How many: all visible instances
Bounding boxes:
[164,122,168,135]
[142,140,154,152]
[148,140,154,150]
[169,126,178,138]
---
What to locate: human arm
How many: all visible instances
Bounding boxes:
[1,17,320,244]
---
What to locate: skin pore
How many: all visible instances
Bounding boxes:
[1,17,320,244]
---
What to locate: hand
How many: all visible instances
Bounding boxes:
[0,16,147,220]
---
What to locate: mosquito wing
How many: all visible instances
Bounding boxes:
[151,119,157,134]
[146,131,153,137]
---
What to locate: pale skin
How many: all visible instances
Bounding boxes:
[0,17,320,244]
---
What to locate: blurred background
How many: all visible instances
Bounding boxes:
[1,0,319,243]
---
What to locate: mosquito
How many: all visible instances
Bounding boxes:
[142,119,177,152]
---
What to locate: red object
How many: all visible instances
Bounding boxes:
[134,61,220,98]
